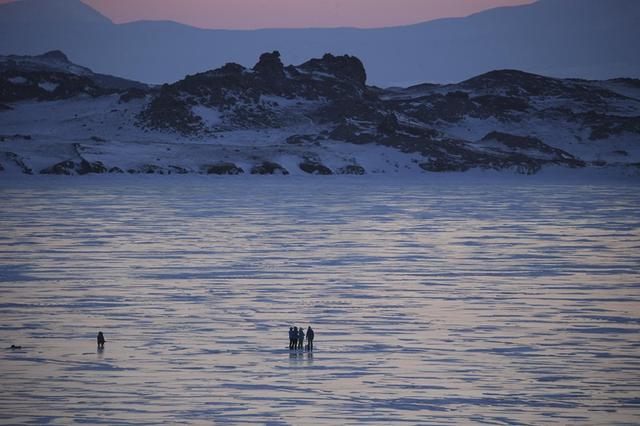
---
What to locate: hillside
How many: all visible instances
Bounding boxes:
[1,51,639,177]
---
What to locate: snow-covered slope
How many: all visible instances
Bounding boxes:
[0,50,149,93]
[0,0,638,86]
[1,51,639,177]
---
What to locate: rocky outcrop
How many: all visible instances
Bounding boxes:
[139,51,372,135]
[419,160,470,173]
[1,71,101,102]
[204,162,244,175]
[0,51,149,103]
[125,164,188,175]
[40,159,107,175]
[338,165,366,175]
[299,161,333,175]
[582,113,640,140]
[41,160,76,175]
[3,51,639,176]
[417,132,585,174]
[138,95,203,135]
[297,53,367,86]
[119,88,147,103]
[132,51,640,174]
[168,165,189,174]
[476,132,585,167]
[250,161,289,175]
[1,151,32,174]
[286,134,318,145]
[253,51,286,80]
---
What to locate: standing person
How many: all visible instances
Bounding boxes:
[288,327,295,349]
[307,326,314,351]
[292,326,298,350]
[298,327,305,350]
[97,331,105,349]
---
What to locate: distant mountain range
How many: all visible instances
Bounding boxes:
[0,0,639,86]
[1,50,639,177]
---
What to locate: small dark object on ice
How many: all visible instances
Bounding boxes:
[97,331,106,349]
[10,345,22,349]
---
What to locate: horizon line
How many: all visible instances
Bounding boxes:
[0,0,538,31]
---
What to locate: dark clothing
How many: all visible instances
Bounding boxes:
[288,328,295,349]
[97,332,105,349]
[298,329,305,350]
[307,327,314,351]
[291,327,298,350]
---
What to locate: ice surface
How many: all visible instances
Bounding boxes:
[0,176,639,424]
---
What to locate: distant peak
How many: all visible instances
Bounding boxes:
[0,0,112,24]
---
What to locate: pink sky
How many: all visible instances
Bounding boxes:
[9,0,536,29]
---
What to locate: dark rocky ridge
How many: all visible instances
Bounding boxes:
[139,51,368,134]
[0,50,150,102]
[134,52,640,173]
[2,51,639,175]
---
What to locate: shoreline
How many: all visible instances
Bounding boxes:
[2,166,639,190]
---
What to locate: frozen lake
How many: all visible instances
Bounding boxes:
[1,176,639,424]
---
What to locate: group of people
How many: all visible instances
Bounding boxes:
[97,328,314,351]
[289,326,314,351]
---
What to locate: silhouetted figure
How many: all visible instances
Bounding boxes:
[288,327,295,349]
[97,331,105,349]
[292,326,298,350]
[298,327,305,350]
[307,326,314,351]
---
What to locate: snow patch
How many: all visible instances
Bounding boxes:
[192,105,222,128]
[38,81,59,92]
[8,76,28,85]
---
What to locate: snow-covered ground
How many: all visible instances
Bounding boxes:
[0,96,430,176]
[0,95,640,179]
[1,177,639,424]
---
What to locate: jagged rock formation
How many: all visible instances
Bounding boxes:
[1,51,639,176]
[139,51,367,135]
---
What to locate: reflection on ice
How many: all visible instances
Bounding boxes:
[0,177,639,424]
[289,350,313,363]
